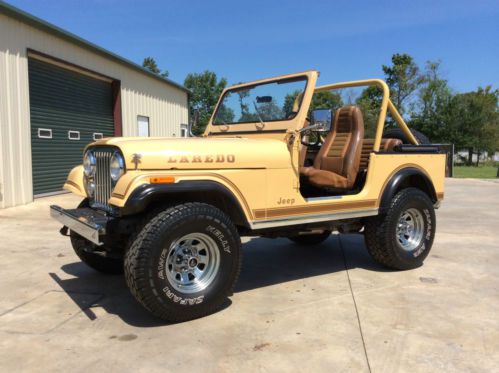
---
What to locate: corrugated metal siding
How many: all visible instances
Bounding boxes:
[28,58,114,195]
[0,14,188,208]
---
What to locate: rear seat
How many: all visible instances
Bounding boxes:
[360,138,403,170]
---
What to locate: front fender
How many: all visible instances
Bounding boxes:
[63,165,87,197]
[120,180,250,228]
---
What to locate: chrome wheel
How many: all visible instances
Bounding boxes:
[165,233,220,294]
[396,208,425,251]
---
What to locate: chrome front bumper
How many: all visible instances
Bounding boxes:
[50,205,110,246]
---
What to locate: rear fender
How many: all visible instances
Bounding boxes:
[379,167,437,213]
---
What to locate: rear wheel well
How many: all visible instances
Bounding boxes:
[394,174,435,201]
[380,168,437,213]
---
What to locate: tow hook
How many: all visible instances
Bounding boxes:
[59,226,70,237]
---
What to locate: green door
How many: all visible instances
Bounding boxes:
[28,57,115,195]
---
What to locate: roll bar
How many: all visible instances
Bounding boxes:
[314,79,419,151]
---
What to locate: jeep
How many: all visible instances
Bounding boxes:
[51,71,445,321]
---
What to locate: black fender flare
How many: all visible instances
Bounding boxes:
[379,167,437,213]
[120,180,250,228]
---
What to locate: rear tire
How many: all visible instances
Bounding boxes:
[364,188,435,270]
[287,230,331,245]
[124,203,242,322]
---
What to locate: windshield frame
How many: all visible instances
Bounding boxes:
[204,70,318,137]
[211,76,309,126]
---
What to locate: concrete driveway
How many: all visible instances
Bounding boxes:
[0,178,498,372]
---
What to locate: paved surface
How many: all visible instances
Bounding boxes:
[0,178,498,372]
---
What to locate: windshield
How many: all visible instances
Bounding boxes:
[212,77,308,125]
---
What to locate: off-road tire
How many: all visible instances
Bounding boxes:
[124,203,242,322]
[70,199,123,274]
[288,230,331,245]
[364,188,435,270]
[384,128,430,144]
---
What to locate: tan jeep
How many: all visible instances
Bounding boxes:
[51,70,445,321]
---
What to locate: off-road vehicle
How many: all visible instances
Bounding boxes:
[51,71,445,322]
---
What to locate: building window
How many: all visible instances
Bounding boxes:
[68,130,80,140]
[37,128,52,139]
[180,124,189,137]
[137,116,150,137]
[93,133,103,140]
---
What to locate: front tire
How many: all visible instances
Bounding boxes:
[70,199,124,274]
[364,188,435,270]
[124,203,242,322]
[70,232,124,274]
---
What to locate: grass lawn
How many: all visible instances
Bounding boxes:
[453,165,499,178]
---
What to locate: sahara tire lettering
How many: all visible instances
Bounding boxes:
[423,208,432,240]
[412,208,431,257]
[206,225,231,253]
[413,244,426,257]
[162,285,204,305]
[157,248,167,279]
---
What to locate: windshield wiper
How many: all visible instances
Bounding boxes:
[252,100,266,129]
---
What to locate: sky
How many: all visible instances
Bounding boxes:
[6,0,499,92]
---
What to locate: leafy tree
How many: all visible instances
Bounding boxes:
[382,53,424,118]
[283,90,343,117]
[410,61,452,142]
[142,57,169,78]
[236,88,250,117]
[184,71,227,135]
[256,101,283,120]
[311,91,343,113]
[215,104,235,124]
[445,87,499,165]
[356,86,383,137]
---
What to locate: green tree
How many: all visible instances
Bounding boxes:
[410,61,452,142]
[445,87,499,165]
[142,57,169,78]
[311,91,343,112]
[283,90,343,117]
[184,71,228,135]
[382,53,424,118]
[356,86,383,137]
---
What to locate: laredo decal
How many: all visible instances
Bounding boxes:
[167,154,235,163]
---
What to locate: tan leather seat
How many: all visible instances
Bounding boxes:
[359,138,403,170]
[300,106,364,189]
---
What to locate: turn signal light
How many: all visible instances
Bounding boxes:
[150,176,175,184]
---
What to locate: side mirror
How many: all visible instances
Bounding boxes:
[310,109,333,132]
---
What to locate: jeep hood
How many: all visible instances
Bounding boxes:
[91,137,292,170]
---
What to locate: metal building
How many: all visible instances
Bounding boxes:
[0,2,189,208]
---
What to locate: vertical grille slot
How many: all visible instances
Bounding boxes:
[92,150,113,211]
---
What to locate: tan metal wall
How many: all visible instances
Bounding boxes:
[0,14,188,208]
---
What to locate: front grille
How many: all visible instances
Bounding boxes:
[92,150,113,211]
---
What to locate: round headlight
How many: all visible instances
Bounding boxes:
[110,152,125,181]
[84,179,95,197]
[83,151,96,176]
